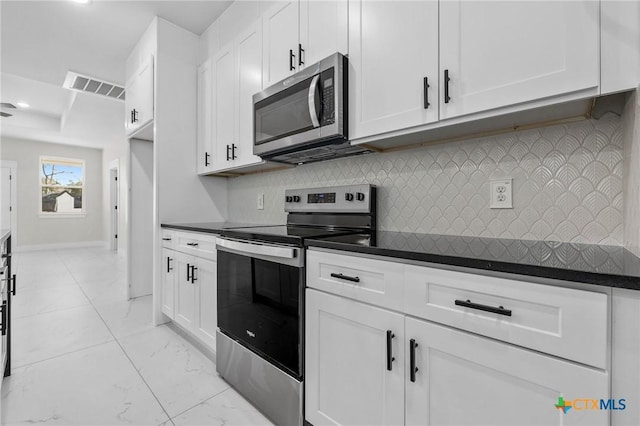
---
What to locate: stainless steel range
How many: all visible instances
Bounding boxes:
[215,184,376,426]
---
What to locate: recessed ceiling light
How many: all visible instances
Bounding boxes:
[71,0,91,4]
[16,102,29,108]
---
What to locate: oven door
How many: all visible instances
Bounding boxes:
[216,237,304,379]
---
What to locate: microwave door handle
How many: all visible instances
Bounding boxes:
[308,75,321,128]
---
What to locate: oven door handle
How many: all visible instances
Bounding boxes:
[215,237,296,259]
[308,74,321,128]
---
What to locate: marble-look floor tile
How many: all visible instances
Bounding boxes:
[77,275,128,305]
[11,285,89,319]
[14,269,78,292]
[1,341,170,425]
[94,295,153,339]
[172,388,273,426]
[12,305,114,367]
[119,325,229,418]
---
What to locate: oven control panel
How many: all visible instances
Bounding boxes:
[285,184,375,213]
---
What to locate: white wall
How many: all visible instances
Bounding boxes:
[623,89,640,256]
[0,137,103,249]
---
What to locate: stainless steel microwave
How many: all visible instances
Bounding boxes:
[253,53,367,164]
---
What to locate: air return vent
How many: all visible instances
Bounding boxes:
[63,71,125,101]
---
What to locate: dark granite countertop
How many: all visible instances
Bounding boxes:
[306,231,640,290]
[161,222,279,233]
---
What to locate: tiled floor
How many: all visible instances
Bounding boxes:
[1,247,273,426]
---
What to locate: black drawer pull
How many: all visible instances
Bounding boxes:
[409,338,419,382]
[444,69,451,103]
[162,237,172,241]
[330,272,360,283]
[386,330,395,371]
[423,76,430,109]
[186,242,199,247]
[11,274,16,296]
[455,299,512,316]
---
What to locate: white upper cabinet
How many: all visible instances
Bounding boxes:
[439,0,599,120]
[196,60,213,174]
[349,0,439,140]
[263,0,349,87]
[125,55,154,137]
[262,1,299,87]
[212,44,236,170]
[299,0,348,68]
[234,21,264,167]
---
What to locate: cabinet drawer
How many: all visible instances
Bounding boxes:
[404,265,608,369]
[161,230,175,249]
[307,249,404,311]
[174,231,217,260]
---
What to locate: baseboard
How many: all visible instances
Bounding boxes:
[14,240,107,252]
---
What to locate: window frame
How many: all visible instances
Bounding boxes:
[38,156,86,217]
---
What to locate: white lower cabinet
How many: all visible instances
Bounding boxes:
[161,230,217,352]
[405,317,608,426]
[305,289,404,426]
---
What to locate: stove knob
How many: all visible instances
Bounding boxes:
[345,193,354,201]
[286,196,293,203]
[356,192,365,201]
[293,195,301,203]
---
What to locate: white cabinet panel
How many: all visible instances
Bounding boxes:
[405,318,609,426]
[161,247,176,318]
[196,60,213,174]
[439,0,599,119]
[125,55,154,136]
[195,258,217,350]
[212,45,236,170]
[349,0,439,140]
[262,1,299,87]
[299,0,348,67]
[306,289,405,426]
[404,264,608,369]
[174,251,196,331]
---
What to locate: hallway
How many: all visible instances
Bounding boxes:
[1,247,271,425]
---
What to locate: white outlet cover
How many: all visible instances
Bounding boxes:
[490,179,513,209]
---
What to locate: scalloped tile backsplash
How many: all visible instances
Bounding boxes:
[228,113,623,245]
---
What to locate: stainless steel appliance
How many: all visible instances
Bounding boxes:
[253,53,369,164]
[216,184,376,426]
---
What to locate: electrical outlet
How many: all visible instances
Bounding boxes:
[257,193,264,210]
[490,179,513,209]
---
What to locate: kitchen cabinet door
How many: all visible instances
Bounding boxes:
[125,55,154,136]
[173,252,196,332]
[234,21,264,168]
[439,1,599,120]
[212,44,237,170]
[299,0,348,67]
[262,1,299,87]
[194,258,217,351]
[196,60,213,174]
[305,289,405,426]
[349,0,439,140]
[405,318,609,426]
[160,248,176,319]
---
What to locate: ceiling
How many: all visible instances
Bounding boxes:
[0,0,233,149]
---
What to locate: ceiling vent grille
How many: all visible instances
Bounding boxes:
[63,71,125,102]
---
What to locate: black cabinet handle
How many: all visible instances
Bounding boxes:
[131,109,139,123]
[444,69,451,104]
[423,77,430,109]
[226,145,231,161]
[455,299,512,316]
[162,237,172,241]
[289,49,295,71]
[409,339,419,382]
[186,242,199,247]
[191,265,198,283]
[386,330,395,371]
[298,44,304,66]
[1,301,6,336]
[205,152,210,167]
[167,257,173,273]
[187,263,191,282]
[11,274,16,296]
[330,272,360,283]
[130,110,134,124]
[231,144,237,160]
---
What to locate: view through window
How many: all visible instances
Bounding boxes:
[40,157,85,214]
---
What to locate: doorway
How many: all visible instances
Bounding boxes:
[109,164,119,251]
[1,161,17,242]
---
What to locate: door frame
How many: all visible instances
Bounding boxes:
[108,159,119,252]
[1,161,18,246]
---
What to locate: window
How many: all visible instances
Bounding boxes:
[40,157,85,215]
